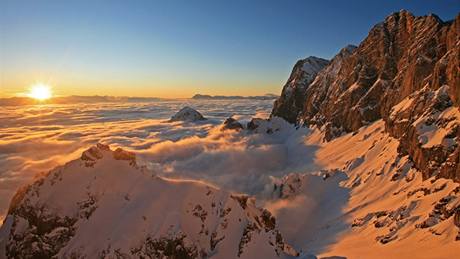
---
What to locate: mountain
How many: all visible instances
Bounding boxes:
[1,9,459,259]
[271,10,460,182]
[271,56,330,123]
[0,144,297,258]
[268,120,460,258]
[170,106,207,122]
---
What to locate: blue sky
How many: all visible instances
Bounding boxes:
[1,0,458,97]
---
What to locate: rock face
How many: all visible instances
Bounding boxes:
[271,10,460,181]
[271,56,329,123]
[170,106,206,122]
[221,117,244,131]
[0,144,297,258]
[247,117,290,134]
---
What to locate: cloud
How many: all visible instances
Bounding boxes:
[0,99,323,225]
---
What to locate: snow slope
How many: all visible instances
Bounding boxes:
[2,116,459,258]
[266,120,460,258]
[0,144,297,258]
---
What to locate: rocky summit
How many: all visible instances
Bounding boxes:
[271,10,460,182]
[271,56,330,124]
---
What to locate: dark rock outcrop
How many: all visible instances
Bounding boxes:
[221,117,243,131]
[271,10,460,181]
[247,118,266,131]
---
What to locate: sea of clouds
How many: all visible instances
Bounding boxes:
[0,99,323,222]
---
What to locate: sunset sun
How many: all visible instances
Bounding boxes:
[28,83,52,100]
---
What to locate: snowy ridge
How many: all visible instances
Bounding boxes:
[0,144,297,258]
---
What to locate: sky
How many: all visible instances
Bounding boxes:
[0,0,458,98]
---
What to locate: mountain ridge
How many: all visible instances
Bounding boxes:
[0,144,298,258]
[271,10,460,182]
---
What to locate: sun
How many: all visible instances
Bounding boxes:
[28,83,53,101]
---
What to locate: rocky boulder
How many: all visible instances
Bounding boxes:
[221,117,243,131]
[170,106,206,122]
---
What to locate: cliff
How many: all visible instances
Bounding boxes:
[272,10,460,181]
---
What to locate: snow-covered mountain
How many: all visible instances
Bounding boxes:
[1,9,459,259]
[170,106,207,122]
[272,10,460,182]
[0,144,297,258]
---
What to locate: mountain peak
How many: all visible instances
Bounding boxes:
[271,10,460,181]
[1,144,298,258]
[386,9,414,21]
[271,56,329,123]
[337,44,357,57]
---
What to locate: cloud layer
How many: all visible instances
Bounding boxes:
[1,99,319,221]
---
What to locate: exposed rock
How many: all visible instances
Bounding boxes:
[247,117,289,134]
[271,56,329,123]
[170,106,206,122]
[455,210,460,228]
[113,147,136,165]
[298,45,357,138]
[247,118,266,131]
[387,85,460,180]
[221,117,243,131]
[271,10,460,181]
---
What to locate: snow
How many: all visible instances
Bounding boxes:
[293,121,460,258]
[300,57,329,81]
[0,99,459,258]
[280,57,328,100]
[0,145,297,258]
[413,103,460,149]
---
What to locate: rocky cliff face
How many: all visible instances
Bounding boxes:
[271,56,329,123]
[272,10,460,181]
